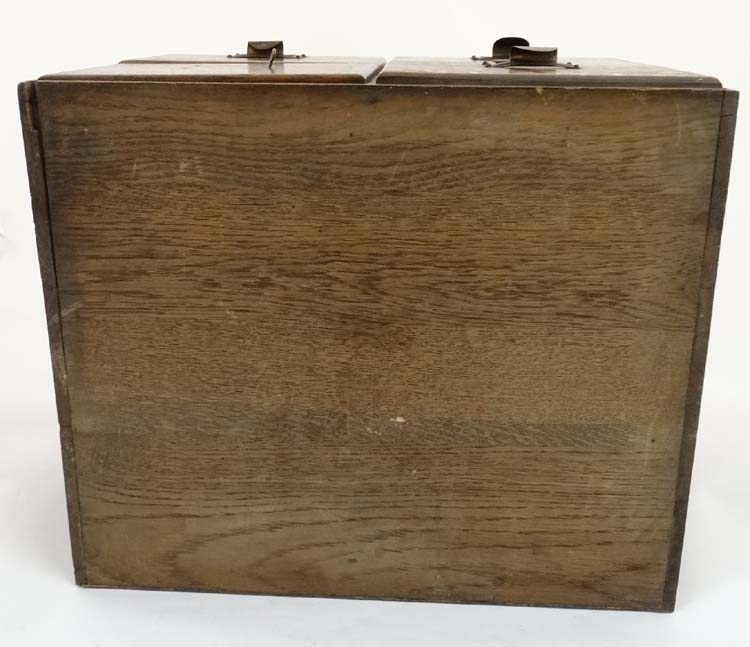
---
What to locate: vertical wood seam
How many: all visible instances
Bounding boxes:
[17,81,87,584]
[662,88,739,610]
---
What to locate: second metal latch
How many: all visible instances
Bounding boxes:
[472,37,579,69]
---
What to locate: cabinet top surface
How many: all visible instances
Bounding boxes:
[38,54,721,88]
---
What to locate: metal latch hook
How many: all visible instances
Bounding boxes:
[472,37,580,69]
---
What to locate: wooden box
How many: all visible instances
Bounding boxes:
[19,39,738,611]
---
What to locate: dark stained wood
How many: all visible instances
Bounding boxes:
[662,89,739,610]
[377,57,722,88]
[26,78,731,610]
[17,81,85,583]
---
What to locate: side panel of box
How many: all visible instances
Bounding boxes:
[663,89,739,610]
[18,81,86,584]
[34,81,724,609]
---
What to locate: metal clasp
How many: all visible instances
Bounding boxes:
[472,37,579,69]
[228,41,307,68]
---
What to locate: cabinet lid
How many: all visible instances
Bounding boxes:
[376,57,721,88]
[376,36,719,88]
[41,43,385,84]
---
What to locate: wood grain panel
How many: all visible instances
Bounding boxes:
[34,81,723,609]
[377,57,721,88]
[42,59,386,84]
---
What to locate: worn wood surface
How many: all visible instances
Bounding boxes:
[377,57,721,87]
[42,58,386,84]
[30,80,728,609]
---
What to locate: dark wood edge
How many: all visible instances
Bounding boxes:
[662,88,739,611]
[17,81,86,585]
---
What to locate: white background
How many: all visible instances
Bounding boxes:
[1,1,748,645]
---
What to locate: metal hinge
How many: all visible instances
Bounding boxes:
[472,37,579,69]
[227,41,306,68]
